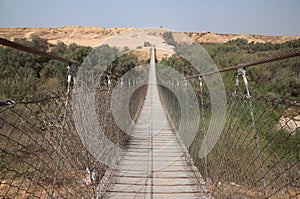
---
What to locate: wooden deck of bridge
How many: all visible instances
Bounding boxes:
[103,47,209,199]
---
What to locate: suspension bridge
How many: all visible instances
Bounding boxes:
[101,47,208,198]
[0,33,299,199]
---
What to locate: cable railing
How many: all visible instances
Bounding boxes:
[185,49,300,79]
[0,37,148,199]
[157,51,300,198]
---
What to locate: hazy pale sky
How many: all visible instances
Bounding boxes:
[0,0,299,36]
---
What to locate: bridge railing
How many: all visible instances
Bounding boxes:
[0,93,101,198]
[193,92,299,198]
[157,51,300,198]
[0,38,148,199]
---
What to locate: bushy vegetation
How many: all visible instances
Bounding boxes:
[204,39,300,100]
[0,37,142,101]
[0,37,92,100]
[160,35,300,101]
[226,38,300,53]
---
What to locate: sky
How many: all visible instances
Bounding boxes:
[0,0,299,36]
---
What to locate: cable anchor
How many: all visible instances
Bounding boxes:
[66,63,77,95]
[237,67,251,99]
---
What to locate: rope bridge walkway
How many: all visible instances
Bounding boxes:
[103,48,208,198]
[0,36,299,199]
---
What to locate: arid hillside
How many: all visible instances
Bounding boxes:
[185,31,300,44]
[0,26,134,47]
[0,26,299,48]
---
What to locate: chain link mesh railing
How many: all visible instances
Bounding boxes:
[157,72,300,199]
[0,93,101,198]
[0,82,148,199]
[0,39,148,198]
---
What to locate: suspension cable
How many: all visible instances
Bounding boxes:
[198,76,208,180]
[0,37,81,66]
[237,68,268,197]
[50,63,76,198]
[186,49,300,79]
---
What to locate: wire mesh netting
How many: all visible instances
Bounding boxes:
[0,82,148,199]
[158,75,300,198]
[196,95,299,198]
[0,93,101,198]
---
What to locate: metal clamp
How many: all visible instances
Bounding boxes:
[66,63,77,95]
[238,67,251,99]
[198,76,203,94]
[233,67,251,98]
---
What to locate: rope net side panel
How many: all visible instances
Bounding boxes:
[0,94,108,198]
[196,95,299,198]
[159,81,300,198]
[0,82,148,199]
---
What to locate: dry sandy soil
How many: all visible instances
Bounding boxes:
[0,26,299,48]
[0,26,299,61]
[0,26,134,47]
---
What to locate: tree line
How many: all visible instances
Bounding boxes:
[0,37,141,101]
[161,32,300,101]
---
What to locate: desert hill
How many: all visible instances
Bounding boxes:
[0,26,299,48]
[185,31,299,44]
[0,26,134,47]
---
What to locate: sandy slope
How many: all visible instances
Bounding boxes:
[0,26,299,48]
